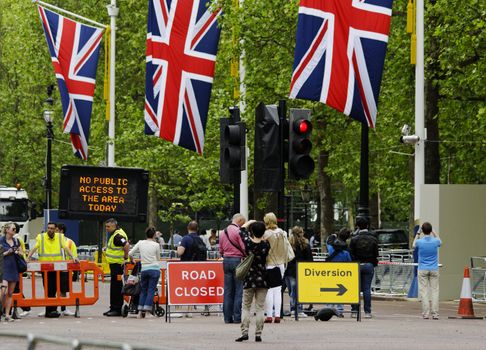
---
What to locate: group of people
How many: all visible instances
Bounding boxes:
[0,221,79,321]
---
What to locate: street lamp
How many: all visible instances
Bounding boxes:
[44,85,54,222]
[301,185,312,232]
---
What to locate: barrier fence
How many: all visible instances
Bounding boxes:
[0,331,161,350]
[13,261,104,317]
[471,256,486,302]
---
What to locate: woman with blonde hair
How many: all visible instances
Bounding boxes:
[262,212,290,323]
[1,222,24,322]
[284,226,313,317]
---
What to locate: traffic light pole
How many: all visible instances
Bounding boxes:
[356,124,370,222]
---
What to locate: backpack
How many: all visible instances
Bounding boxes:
[191,235,207,261]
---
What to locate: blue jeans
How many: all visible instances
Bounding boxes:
[352,263,375,314]
[138,269,160,311]
[284,276,302,312]
[223,257,243,323]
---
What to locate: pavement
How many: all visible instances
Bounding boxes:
[1,281,486,350]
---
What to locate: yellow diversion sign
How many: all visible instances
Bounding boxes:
[297,262,360,304]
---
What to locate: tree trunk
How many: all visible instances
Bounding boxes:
[148,182,158,227]
[317,148,333,247]
[424,0,441,184]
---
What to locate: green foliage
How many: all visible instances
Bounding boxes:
[0,0,484,228]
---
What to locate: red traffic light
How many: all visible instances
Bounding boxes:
[293,119,312,135]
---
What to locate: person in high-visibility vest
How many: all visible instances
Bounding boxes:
[56,223,77,317]
[27,222,77,318]
[103,218,129,317]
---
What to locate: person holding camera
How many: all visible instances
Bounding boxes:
[413,222,441,319]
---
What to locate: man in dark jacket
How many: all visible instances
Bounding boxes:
[349,217,378,319]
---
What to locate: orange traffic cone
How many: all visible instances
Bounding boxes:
[449,267,482,319]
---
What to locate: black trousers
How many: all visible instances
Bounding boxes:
[109,263,123,312]
[14,282,31,312]
[43,271,58,314]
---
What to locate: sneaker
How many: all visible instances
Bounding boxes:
[19,311,31,318]
[297,312,308,318]
[274,317,281,323]
[38,311,45,317]
[264,317,272,323]
[350,312,358,318]
[364,313,372,319]
[432,316,439,320]
[62,309,76,316]
[4,316,14,322]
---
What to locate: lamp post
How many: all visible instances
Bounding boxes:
[301,185,312,233]
[44,86,54,223]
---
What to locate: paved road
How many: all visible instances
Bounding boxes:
[1,282,486,350]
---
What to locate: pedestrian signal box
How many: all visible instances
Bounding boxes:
[58,165,149,222]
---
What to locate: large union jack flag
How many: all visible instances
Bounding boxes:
[145,0,222,154]
[289,0,393,128]
[38,6,104,160]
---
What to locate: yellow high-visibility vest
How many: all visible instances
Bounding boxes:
[62,237,78,259]
[35,232,65,262]
[105,228,128,264]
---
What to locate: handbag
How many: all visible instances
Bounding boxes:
[121,282,140,296]
[15,254,28,273]
[266,266,282,288]
[235,253,254,281]
[285,234,295,263]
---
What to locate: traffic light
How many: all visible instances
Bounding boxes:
[219,107,246,184]
[288,109,315,180]
[254,103,282,191]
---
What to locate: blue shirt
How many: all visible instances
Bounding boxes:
[326,244,352,262]
[415,236,441,270]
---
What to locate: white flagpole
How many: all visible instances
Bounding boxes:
[414,0,425,224]
[107,0,118,167]
[34,0,105,28]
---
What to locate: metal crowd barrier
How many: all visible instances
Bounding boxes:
[0,331,161,350]
[471,256,486,302]
[372,250,415,296]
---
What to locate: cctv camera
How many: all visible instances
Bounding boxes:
[401,124,410,136]
[400,135,420,145]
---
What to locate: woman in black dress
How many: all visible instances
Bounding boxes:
[1,222,23,322]
[236,221,270,343]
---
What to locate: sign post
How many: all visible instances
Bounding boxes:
[297,262,361,320]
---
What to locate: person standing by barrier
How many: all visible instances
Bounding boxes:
[219,213,247,324]
[1,222,24,322]
[129,227,161,318]
[27,222,77,318]
[413,222,441,319]
[284,226,313,318]
[103,218,129,317]
[263,212,289,324]
[57,223,77,317]
[13,222,31,318]
[349,217,378,319]
[236,221,270,342]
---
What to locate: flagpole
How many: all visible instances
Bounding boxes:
[414,0,425,224]
[107,0,118,167]
[34,0,105,28]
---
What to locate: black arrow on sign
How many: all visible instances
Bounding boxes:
[320,284,347,296]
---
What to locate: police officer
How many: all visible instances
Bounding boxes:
[103,218,129,317]
[27,222,77,318]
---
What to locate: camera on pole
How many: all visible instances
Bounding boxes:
[288,109,315,180]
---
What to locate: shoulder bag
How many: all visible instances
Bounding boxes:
[14,238,27,273]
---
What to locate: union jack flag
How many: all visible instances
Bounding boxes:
[38,6,104,160]
[289,0,394,128]
[144,0,222,154]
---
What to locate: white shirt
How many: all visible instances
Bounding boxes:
[129,240,161,271]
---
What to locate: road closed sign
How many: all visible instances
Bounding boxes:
[167,261,224,305]
[297,262,360,304]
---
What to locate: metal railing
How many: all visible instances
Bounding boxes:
[471,256,486,302]
[0,331,161,350]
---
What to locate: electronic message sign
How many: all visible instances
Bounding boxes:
[58,165,149,222]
